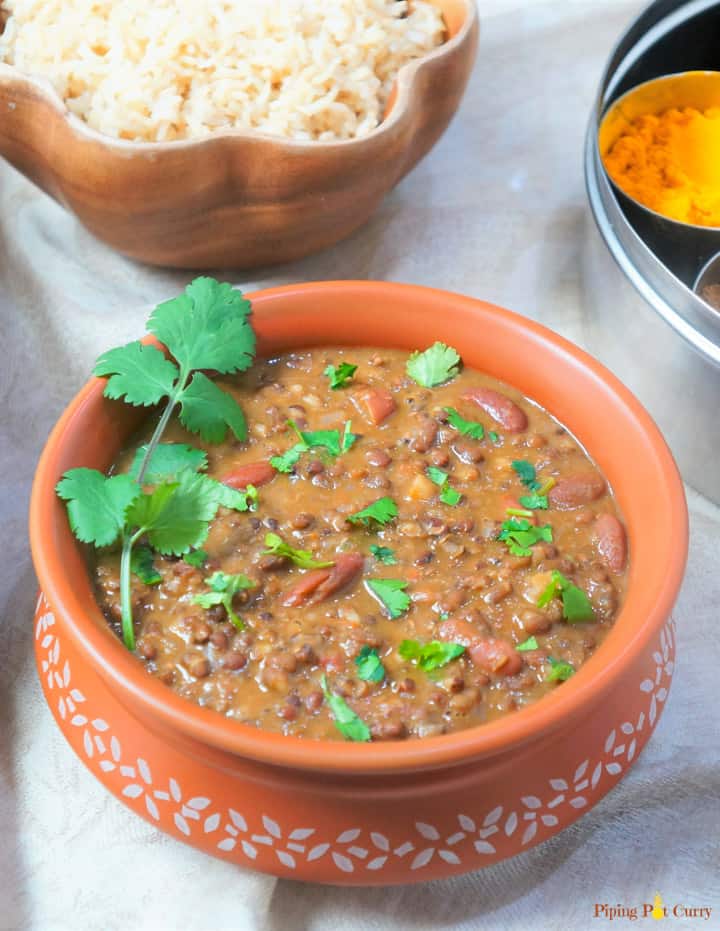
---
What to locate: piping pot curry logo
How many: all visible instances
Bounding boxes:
[593,894,714,922]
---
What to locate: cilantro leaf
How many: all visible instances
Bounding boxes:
[512,460,541,491]
[406,342,461,388]
[440,485,463,506]
[93,342,180,407]
[289,420,358,457]
[178,372,248,443]
[444,407,484,440]
[427,466,448,486]
[370,545,397,565]
[324,362,357,390]
[131,544,162,585]
[263,532,334,569]
[128,442,207,483]
[348,497,398,528]
[321,675,371,741]
[516,636,539,652]
[399,639,465,671]
[184,549,207,568]
[427,466,463,506]
[193,571,254,630]
[56,469,140,547]
[205,477,257,512]
[270,443,307,474]
[127,471,219,556]
[547,656,575,682]
[355,646,385,682]
[519,493,548,510]
[366,578,410,619]
[149,277,254,376]
[537,570,594,622]
[498,518,553,556]
[488,431,500,443]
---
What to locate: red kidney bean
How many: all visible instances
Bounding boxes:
[281,553,364,607]
[221,460,276,489]
[352,386,397,425]
[407,414,438,453]
[549,472,606,509]
[462,387,528,433]
[593,513,627,573]
[467,639,523,676]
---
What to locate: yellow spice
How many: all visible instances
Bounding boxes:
[603,106,720,226]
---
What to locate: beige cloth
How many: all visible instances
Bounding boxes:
[1,2,718,929]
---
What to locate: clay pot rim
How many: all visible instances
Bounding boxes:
[29,280,688,775]
[0,0,477,154]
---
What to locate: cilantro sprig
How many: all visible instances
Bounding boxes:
[355,646,385,682]
[399,639,465,671]
[321,674,371,741]
[131,544,162,586]
[193,571,255,631]
[348,497,398,529]
[324,362,357,390]
[444,407,484,440]
[263,532,334,570]
[406,342,461,388]
[537,570,594,623]
[56,279,257,651]
[498,518,553,557]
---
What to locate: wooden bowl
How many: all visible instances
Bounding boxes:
[29,281,688,884]
[0,1,478,269]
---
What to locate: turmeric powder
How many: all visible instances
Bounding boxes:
[603,106,720,226]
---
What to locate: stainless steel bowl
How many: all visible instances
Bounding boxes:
[584,0,720,504]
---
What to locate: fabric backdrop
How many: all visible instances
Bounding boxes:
[1,1,718,929]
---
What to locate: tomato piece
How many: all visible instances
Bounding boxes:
[352,387,397,425]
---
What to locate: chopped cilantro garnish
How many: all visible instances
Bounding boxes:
[355,646,385,682]
[321,675,371,741]
[440,485,463,506]
[193,571,255,631]
[516,636,539,652]
[262,532,333,569]
[488,431,500,443]
[427,466,449,485]
[270,443,306,474]
[184,549,207,568]
[324,362,357,390]
[519,493,548,510]
[511,460,541,491]
[289,419,358,457]
[498,518,553,556]
[444,407,484,440]
[537,570,594,622]
[366,578,410,619]
[370,545,397,565]
[546,656,575,682]
[399,639,465,671]
[427,466,463,507]
[348,497,398,528]
[130,544,162,585]
[406,342,461,388]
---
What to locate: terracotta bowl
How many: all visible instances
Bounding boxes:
[29,281,687,884]
[0,1,477,269]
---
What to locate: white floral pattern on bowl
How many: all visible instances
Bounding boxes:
[35,594,675,878]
